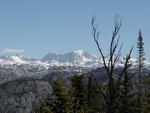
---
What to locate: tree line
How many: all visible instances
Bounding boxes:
[34,17,150,113]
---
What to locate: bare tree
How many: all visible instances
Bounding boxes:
[91,16,133,113]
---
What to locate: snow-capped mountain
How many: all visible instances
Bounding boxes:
[41,50,100,67]
[0,55,50,69]
[0,50,101,68]
[0,50,150,84]
[0,50,150,68]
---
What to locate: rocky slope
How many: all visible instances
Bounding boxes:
[0,77,51,113]
[0,70,86,113]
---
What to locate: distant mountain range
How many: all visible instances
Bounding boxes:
[0,50,100,68]
[0,50,150,68]
[0,50,150,84]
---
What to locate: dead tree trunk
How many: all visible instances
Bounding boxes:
[91,16,133,113]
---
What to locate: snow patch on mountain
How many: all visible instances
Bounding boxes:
[10,56,27,64]
[73,50,84,57]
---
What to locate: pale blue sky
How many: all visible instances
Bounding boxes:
[0,0,149,59]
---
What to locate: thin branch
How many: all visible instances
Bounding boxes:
[115,46,133,89]
[108,17,121,73]
[92,17,109,74]
[114,42,123,65]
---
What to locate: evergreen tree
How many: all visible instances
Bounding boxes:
[87,75,105,113]
[117,59,135,113]
[71,74,88,113]
[87,76,92,106]
[34,75,72,113]
[34,102,53,113]
[51,76,72,113]
[137,30,145,113]
[141,74,150,112]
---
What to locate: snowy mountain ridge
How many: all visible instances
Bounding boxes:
[0,50,150,69]
[0,50,150,84]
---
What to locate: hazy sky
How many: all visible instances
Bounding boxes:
[0,0,149,59]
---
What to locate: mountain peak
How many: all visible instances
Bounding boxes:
[73,50,85,56]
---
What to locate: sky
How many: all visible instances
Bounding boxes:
[0,0,149,60]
